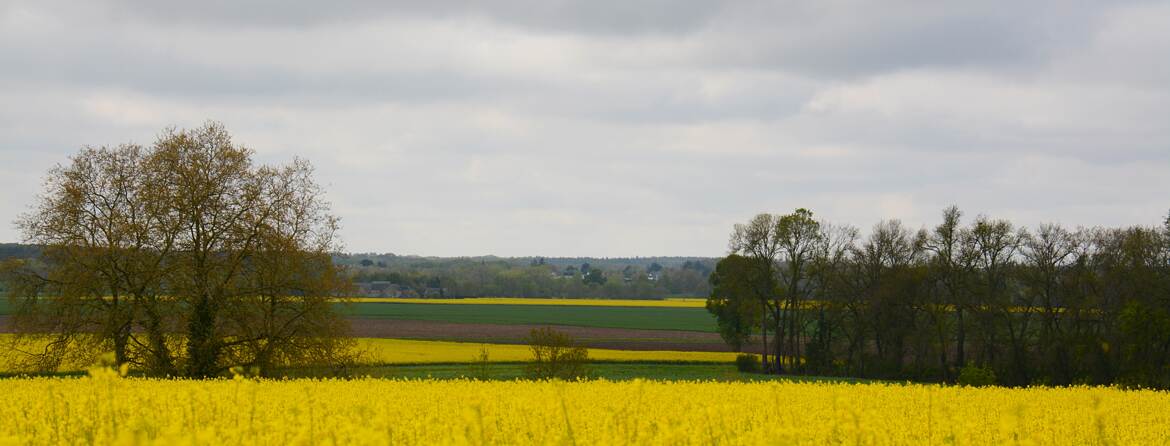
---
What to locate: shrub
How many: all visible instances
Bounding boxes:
[735,354,761,373]
[958,363,997,387]
[524,327,590,380]
[468,345,493,380]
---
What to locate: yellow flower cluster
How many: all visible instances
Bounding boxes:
[357,338,740,363]
[1,374,1166,445]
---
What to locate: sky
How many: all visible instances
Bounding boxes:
[1,1,1168,257]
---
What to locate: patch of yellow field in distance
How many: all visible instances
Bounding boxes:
[0,336,739,372]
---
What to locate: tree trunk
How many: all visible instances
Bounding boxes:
[760,301,769,373]
[144,305,176,375]
[113,322,131,366]
[936,316,950,382]
[956,307,966,368]
[773,303,784,373]
[186,295,220,377]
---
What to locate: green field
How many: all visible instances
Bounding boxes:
[1,363,870,384]
[341,302,716,332]
[287,362,870,382]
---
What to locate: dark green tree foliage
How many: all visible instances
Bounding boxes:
[734,353,760,373]
[773,209,822,373]
[708,207,1170,387]
[706,255,763,352]
[582,268,607,285]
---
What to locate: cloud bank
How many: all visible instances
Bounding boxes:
[2,0,1167,256]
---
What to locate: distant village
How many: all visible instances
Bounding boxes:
[355,281,446,298]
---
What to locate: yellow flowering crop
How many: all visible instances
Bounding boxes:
[1,374,1168,445]
[0,337,740,372]
[358,338,740,363]
[345,297,706,308]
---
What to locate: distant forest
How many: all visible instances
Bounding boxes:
[0,244,39,261]
[0,244,40,293]
[1,244,714,299]
[335,254,715,299]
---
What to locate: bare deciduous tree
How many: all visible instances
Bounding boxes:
[3,122,354,377]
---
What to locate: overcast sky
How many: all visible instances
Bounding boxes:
[2,1,1168,257]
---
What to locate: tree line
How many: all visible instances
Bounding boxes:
[342,256,714,299]
[0,123,352,377]
[4,247,718,300]
[707,207,1170,387]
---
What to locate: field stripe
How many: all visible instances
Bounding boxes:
[344,297,707,308]
[358,338,740,364]
[342,302,718,332]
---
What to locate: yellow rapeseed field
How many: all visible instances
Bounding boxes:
[344,297,707,308]
[0,337,739,372]
[1,370,1168,445]
[358,338,739,363]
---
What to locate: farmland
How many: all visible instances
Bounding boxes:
[357,338,739,364]
[4,294,1166,445]
[0,298,717,333]
[1,297,730,355]
[348,319,736,352]
[348,297,707,308]
[0,335,737,373]
[3,373,1168,445]
[1,297,741,379]
[341,301,717,332]
[357,363,821,381]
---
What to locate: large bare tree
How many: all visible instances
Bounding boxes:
[3,122,353,377]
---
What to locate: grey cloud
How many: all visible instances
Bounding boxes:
[7,1,1128,80]
[692,1,1114,77]
[67,0,723,35]
[1,1,1168,256]
[0,34,531,106]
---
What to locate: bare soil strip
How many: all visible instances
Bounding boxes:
[0,316,760,354]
